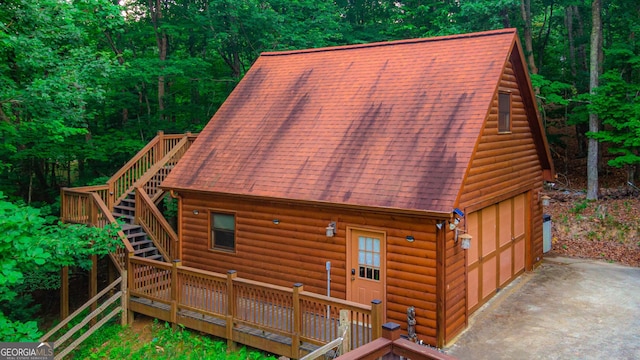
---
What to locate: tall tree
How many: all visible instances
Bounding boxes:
[520,0,538,73]
[587,0,602,200]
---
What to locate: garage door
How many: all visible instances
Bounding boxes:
[466,193,527,313]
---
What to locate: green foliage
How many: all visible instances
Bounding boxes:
[71,320,277,360]
[0,192,122,341]
[570,199,592,215]
[590,70,640,169]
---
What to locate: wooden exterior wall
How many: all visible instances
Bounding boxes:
[178,191,444,345]
[443,56,546,344]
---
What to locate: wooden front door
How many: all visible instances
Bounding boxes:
[348,228,386,309]
[466,193,527,313]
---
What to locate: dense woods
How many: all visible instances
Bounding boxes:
[0,0,639,204]
[0,0,638,343]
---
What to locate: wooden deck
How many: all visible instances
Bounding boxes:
[127,257,383,359]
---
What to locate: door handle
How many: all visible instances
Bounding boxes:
[351,268,356,281]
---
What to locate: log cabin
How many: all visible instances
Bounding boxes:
[160,28,555,347]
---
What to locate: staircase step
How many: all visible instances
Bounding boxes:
[130,239,153,248]
[114,214,135,224]
[145,254,164,261]
[120,223,143,234]
[134,247,158,256]
[114,204,135,212]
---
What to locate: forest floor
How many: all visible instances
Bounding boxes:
[544,125,640,267]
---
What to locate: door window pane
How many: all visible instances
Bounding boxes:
[357,235,381,281]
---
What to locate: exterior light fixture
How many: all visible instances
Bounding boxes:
[406,235,415,243]
[449,217,459,231]
[326,222,337,237]
[459,233,472,250]
[192,209,199,215]
[273,219,280,225]
[541,195,551,207]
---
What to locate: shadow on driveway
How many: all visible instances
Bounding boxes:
[444,255,640,360]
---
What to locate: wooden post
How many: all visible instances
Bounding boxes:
[339,309,351,355]
[370,299,383,340]
[226,270,237,353]
[108,182,115,211]
[60,188,66,222]
[381,322,401,341]
[60,266,69,320]
[90,254,98,326]
[157,130,165,161]
[292,283,303,358]
[89,197,98,226]
[126,254,134,324]
[121,270,128,326]
[170,260,181,328]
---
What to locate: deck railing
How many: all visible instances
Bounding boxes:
[335,323,457,360]
[60,189,134,272]
[128,257,383,358]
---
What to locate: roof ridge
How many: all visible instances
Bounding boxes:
[261,28,516,57]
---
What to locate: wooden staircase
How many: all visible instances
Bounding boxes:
[53,132,196,355]
[114,192,163,261]
[60,131,196,269]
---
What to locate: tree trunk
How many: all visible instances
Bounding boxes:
[149,0,167,118]
[520,0,538,74]
[565,6,577,78]
[587,0,601,200]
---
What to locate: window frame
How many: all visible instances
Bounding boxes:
[209,211,237,253]
[498,91,512,134]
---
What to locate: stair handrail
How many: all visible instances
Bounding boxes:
[40,275,127,360]
[134,187,178,262]
[133,135,191,203]
[89,192,135,271]
[106,132,193,210]
[126,137,192,261]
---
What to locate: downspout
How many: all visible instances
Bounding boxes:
[326,261,331,297]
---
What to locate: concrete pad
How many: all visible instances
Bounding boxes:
[444,255,640,360]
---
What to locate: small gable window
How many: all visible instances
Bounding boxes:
[498,92,511,133]
[211,212,236,252]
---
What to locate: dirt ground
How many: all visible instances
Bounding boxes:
[544,123,640,267]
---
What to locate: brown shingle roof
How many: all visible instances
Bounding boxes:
[162,29,520,213]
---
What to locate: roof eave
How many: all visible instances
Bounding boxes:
[161,186,452,220]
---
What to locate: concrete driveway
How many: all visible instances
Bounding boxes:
[443,255,640,360]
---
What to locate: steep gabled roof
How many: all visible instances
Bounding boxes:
[162,29,537,213]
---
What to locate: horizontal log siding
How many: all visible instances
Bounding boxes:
[444,59,546,343]
[443,228,465,344]
[179,192,441,345]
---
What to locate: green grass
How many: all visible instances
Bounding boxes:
[69,319,278,360]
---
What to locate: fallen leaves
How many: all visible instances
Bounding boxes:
[545,188,640,267]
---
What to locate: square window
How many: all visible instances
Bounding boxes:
[211,212,235,251]
[498,92,511,133]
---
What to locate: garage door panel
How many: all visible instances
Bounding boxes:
[481,207,496,258]
[481,256,497,299]
[514,238,525,273]
[467,212,480,266]
[468,267,479,310]
[499,247,512,286]
[514,194,526,237]
[499,200,512,247]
